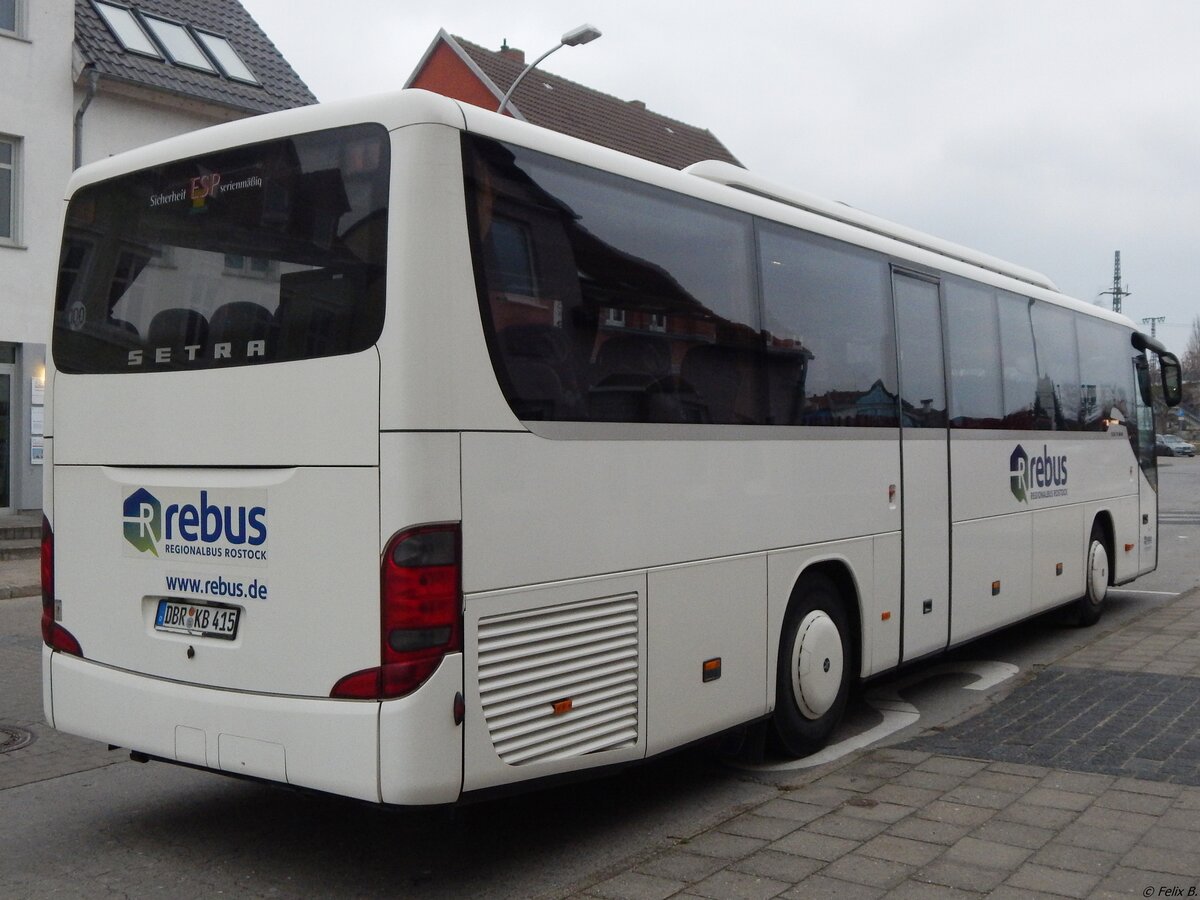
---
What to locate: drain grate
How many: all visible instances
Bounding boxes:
[0,725,34,754]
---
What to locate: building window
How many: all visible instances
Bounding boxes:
[223,255,274,278]
[0,136,19,244]
[490,216,537,297]
[91,1,259,86]
[92,1,161,58]
[194,30,259,84]
[604,307,626,328]
[0,0,21,37]
[142,14,215,72]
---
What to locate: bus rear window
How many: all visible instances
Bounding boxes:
[52,123,389,374]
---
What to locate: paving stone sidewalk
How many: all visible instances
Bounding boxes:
[0,554,39,601]
[572,589,1200,899]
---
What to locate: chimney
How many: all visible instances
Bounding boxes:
[499,39,525,64]
[627,99,646,110]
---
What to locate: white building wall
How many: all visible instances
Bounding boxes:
[0,0,75,344]
[76,89,237,167]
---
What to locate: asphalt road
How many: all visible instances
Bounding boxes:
[2,458,1197,898]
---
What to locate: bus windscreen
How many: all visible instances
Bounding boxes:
[52,123,389,374]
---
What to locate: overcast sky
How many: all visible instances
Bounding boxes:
[241,0,1200,350]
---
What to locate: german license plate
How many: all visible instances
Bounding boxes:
[155,599,240,640]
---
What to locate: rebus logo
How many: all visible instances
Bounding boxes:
[121,487,268,560]
[1010,444,1068,503]
[123,487,162,556]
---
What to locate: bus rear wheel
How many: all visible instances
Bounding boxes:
[772,572,852,757]
[1072,522,1109,627]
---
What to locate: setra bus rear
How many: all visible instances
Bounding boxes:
[42,91,489,804]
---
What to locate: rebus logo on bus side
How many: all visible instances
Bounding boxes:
[1009,444,1069,503]
[122,487,268,562]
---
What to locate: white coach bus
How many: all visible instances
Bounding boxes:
[42,90,1181,805]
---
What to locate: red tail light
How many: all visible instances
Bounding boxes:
[331,524,461,700]
[40,516,82,657]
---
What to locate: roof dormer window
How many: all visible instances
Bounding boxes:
[140,14,215,72]
[92,1,160,58]
[89,2,261,86]
[194,30,259,84]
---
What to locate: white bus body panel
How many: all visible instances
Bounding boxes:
[1137,468,1158,577]
[459,431,901,594]
[951,513,1034,644]
[900,433,951,660]
[1031,504,1086,613]
[48,647,382,801]
[52,353,381,466]
[948,431,1140,646]
[47,647,464,804]
[376,124,516,433]
[52,463,379,696]
[646,555,767,755]
[379,431,462,530]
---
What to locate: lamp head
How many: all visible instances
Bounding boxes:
[561,24,601,46]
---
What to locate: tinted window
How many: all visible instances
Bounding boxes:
[1077,317,1136,430]
[758,224,897,426]
[894,274,946,428]
[466,135,760,424]
[997,293,1038,429]
[945,278,1003,428]
[53,124,389,374]
[1031,302,1081,430]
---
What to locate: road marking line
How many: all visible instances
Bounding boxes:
[1113,589,1180,596]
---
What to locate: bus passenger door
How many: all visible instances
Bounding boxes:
[893,271,951,661]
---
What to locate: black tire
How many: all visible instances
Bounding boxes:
[1072,522,1109,627]
[772,572,853,757]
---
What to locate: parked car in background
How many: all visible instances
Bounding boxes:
[1157,434,1196,457]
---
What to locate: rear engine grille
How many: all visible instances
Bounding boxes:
[477,592,640,766]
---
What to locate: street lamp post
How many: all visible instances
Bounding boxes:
[496,24,602,115]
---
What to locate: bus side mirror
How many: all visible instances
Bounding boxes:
[1160,352,1182,407]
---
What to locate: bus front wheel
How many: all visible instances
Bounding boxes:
[772,572,852,757]
[1072,523,1109,627]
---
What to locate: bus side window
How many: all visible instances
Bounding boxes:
[758,223,896,427]
[1030,302,1082,431]
[1077,317,1135,431]
[945,278,1003,428]
[997,293,1038,430]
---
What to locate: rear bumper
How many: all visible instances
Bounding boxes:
[46,647,464,805]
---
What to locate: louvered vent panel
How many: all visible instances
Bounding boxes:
[478,593,640,766]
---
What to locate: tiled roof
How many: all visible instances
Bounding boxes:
[75,0,316,115]
[452,36,741,170]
